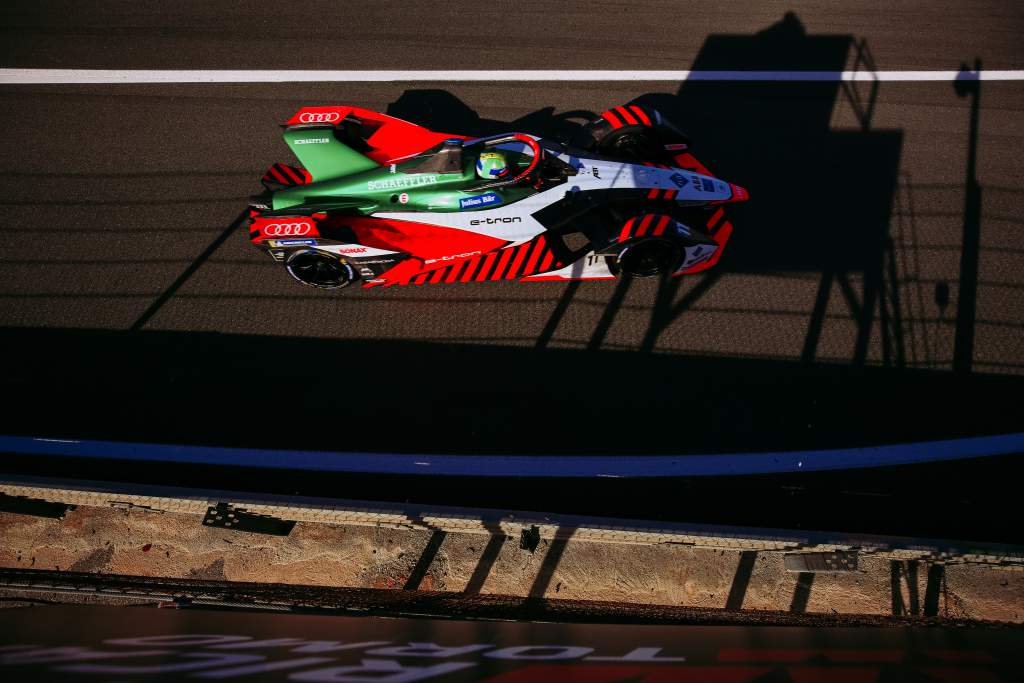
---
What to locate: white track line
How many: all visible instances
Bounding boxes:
[1,69,1023,84]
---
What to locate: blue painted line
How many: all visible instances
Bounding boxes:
[0,433,1021,478]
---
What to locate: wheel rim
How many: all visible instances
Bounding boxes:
[604,131,659,160]
[619,240,679,278]
[286,252,351,288]
[611,134,647,158]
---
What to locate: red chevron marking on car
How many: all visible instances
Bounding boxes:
[601,109,624,129]
[615,105,638,125]
[630,105,652,126]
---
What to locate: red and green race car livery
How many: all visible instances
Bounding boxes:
[247,104,748,290]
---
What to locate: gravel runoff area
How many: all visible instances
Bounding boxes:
[0,506,1021,624]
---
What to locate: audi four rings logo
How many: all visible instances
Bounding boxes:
[263,222,313,237]
[299,112,340,123]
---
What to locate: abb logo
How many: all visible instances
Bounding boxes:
[299,112,341,123]
[263,222,313,237]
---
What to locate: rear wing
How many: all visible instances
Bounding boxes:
[282,124,378,182]
[285,106,467,169]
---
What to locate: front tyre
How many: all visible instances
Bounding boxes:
[597,127,663,161]
[617,238,681,278]
[285,249,357,290]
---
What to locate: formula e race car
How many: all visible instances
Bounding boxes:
[247,104,748,289]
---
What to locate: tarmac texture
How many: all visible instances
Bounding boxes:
[0,2,1022,455]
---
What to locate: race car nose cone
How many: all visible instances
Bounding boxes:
[728,184,750,202]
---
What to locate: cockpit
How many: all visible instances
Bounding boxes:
[395,134,576,190]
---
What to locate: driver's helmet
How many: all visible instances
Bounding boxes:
[476,151,510,179]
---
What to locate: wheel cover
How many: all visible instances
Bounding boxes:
[602,130,659,160]
[618,240,679,278]
[286,251,354,289]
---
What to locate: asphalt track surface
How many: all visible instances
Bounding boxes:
[1,2,1023,463]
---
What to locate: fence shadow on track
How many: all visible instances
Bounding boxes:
[632,14,904,367]
[377,14,930,370]
[725,551,758,611]
[462,520,507,595]
[890,560,949,618]
[373,15,1015,372]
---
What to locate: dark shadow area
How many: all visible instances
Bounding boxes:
[2,327,1019,455]
[402,529,447,591]
[953,59,983,373]
[725,551,758,610]
[923,563,946,617]
[629,14,903,363]
[0,329,1021,542]
[890,560,921,616]
[0,492,71,519]
[463,521,506,595]
[890,560,904,616]
[528,527,576,599]
[789,572,814,613]
[905,561,921,615]
[387,91,597,143]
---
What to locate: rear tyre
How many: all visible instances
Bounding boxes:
[617,238,681,278]
[285,249,357,290]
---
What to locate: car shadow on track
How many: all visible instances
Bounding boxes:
[386,89,598,144]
